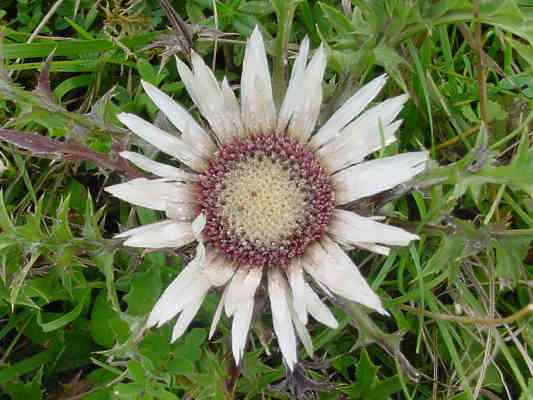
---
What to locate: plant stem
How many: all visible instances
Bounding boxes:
[400,304,533,327]
[272,0,298,108]
[473,1,490,133]
[340,301,422,383]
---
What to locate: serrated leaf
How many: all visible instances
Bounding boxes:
[374,45,409,92]
[10,252,41,309]
[94,250,120,311]
[319,2,354,34]
[342,349,402,399]
[52,195,74,241]
[493,237,529,285]
[136,58,158,85]
[423,234,464,277]
[355,350,378,393]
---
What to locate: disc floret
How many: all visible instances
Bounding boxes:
[197,134,335,267]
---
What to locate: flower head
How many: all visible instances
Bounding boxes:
[106,27,428,370]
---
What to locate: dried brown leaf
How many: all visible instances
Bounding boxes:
[0,128,142,178]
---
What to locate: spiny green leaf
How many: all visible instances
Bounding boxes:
[319,2,354,34]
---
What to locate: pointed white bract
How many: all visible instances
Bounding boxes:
[352,242,391,256]
[115,220,170,239]
[105,178,195,211]
[310,74,388,149]
[232,299,255,365]
[161,274,209,330]
[304,237,388,315]
[176,54,243,144]
[191,213,206,238]
[328,209,419,251]
[119,151,198,182]
[141,80,216,156]
[224,268,261,317]
[303,282,338,328]
[268,269,298,370]
[221,77,245,136]
[105,28,430,370]
[171,290,207,342]
[320,119,403,173]
[146,246,206,328]
[118,220,195,249]
[241,27,276,135]
[333,151,429,204]
[209,286,228,340]
[277,36,310,134]
[290,305,314,357]
[318,95,408,171]
[165,200,196,221]
[286,260,307,325]
[117,113,207,171]
[287,45,327,142]
[276,37,328,142]
[224,267,262,365]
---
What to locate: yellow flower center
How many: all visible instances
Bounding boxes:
[217,157,308,246]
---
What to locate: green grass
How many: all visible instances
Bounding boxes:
[1,0,533,399]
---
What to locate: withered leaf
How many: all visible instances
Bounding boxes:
[0,128,142,178]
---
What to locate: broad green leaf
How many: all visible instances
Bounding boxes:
[89,291,129,348]
[127,360,146,385]
[113,383,144,399]
[136,58,159,85]
[167,356,195,375]
[125,264,162,316]
[36,289,90,332]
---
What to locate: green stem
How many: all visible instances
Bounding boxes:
[272,0,298,108]
[340,301,422,383]
[491,228,533,240]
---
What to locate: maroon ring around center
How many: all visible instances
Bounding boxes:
[196,133,335,268]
